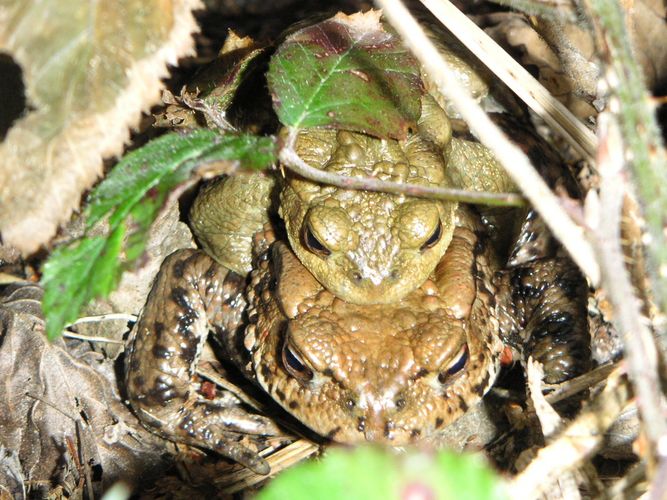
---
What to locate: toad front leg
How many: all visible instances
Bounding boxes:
[125,249,280,474]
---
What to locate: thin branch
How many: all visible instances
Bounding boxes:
[606,462,646,498]
[526,358,562,438]
[278,135,525,207]
[62,313,137,344]
[544,362,618,404]
[375,0,601,285]
[649,454,667,499]
[532,17,599,99]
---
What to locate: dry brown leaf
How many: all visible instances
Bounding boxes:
[0,0,202,254]
[0,283,168,496]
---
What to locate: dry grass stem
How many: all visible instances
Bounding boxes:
[61,331,125,344]
[526,359,562,437]
[606,462,646,499]
[533,17,599,99]
[545,362,618,404]
[580,0,667,326]
[418,0,598,160]
[375,0,601,285]
[68,313,137,325]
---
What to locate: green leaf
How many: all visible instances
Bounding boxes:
[267,10,423,140]
[86,130,276,229]
[42,129,277,340]
[257,447,507,500]
[258,447,397,500]
[42,228,125,340]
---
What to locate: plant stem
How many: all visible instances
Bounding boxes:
[278,134,525,207]
[418,0,598,160]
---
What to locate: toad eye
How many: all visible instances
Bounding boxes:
[437,344,468,383]
[282,341,314,382]
[303,225,331,257]
[420,220,443,252]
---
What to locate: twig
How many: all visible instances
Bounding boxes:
[526,358,562,438]
[417,0,598,160]
[508,368,632,495]
[67,313,137,325]
[532,17,599,99]
[60,310,133,344]
[649,450,667,500]
[278,140,525,207]
[606,462,645,499]
[544,362,618,404]
[374,0,601,285]
[62,331,125,344]
[594,112,667,456]
[526,360,584,497]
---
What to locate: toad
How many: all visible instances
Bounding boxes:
[124,17,589,474]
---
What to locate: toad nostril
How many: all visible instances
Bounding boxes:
[395,398,406,410]
[390,269,400,280]
[352,272,362,283]
[344,398,356,411]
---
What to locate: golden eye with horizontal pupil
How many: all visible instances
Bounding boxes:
[397,201,441,248]
[437,344,469,384]
[420,220,443,252]
[303,225,331,257]
[300,206,349,256]
[282,341,313,382]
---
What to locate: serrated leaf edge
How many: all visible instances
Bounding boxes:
[0,0,203,254]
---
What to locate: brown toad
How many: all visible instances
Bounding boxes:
[125,208,589,473]
[125,15,590,474]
